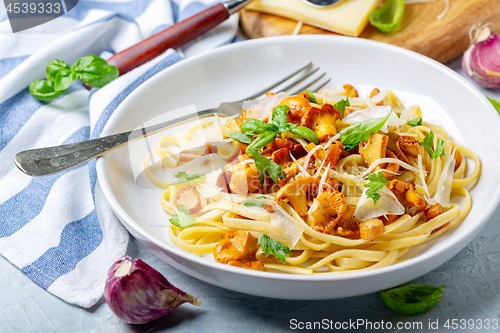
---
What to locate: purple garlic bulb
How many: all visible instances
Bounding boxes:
[104,255,200,324]
[462,24,500,89]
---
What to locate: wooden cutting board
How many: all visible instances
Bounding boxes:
[240,0,500,63]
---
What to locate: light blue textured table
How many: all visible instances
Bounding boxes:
[2,59,500,333]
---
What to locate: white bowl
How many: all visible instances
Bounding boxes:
[96,35,500,300]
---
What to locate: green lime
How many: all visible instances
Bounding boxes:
[369,0,405,33]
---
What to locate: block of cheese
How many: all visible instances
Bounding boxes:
[245,0,381,37]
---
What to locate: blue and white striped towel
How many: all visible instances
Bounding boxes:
[0,0,239,308]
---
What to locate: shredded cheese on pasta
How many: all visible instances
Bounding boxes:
[144,85,480,275]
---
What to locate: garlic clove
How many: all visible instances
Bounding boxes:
[461,24,500,89]
[104,255,200,324]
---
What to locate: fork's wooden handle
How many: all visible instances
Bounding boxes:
[107,3,229,75]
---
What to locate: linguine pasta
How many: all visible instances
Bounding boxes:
[144,85,480,275]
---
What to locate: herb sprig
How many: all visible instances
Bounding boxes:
[248,148,285,186]
[229,105,318,186]
[364,172,389,205]
[169,204,196,228]
[419,130,445,159]
[229,132,252,144]
[407,117,422,127]
[339,113,390,150]
[230,105,319,153]
[333,97,350,118]
[243,196,267,208]
[258,234,291,264]
[30,55,119,101]
[306,89,318,104]
[169,171,205,186]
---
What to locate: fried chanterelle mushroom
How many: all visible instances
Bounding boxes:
[309,188,347,234]
[387,133,410,164]
[334,205,360,237]
[275,177,320,216]
[358,133,388,171]
[388,179,427,215]
[213,230,264,270]
[229,164,261,194]
[425,203,444,221]
[278,96,312,122]
[300,104,342,142]
[359,218,385,241]
[398,135,420,158]
[313,141,344,167]
[173,186,202,214]
[381,150,400,180]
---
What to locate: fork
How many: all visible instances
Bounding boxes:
[14,63,330,177]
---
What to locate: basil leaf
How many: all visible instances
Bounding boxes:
[72,55,119,88]
[29,80,65,101]
[266,123,279,132]
[419,130,445,159]
[334,97,350,119]
[381,284,445,314]
[243,196,266,208]
[339,114,390,150]
[79,64,118,88]
[75,65,119,88]
[290,126,319,144]
[407,117,422,127]
[72,55,102,71]
[278,123,297,133]
[364,172,388,204]
[258,234,291,264]
[46,59,71,81]
[369,0,405,33]
[246,131,277,154]
[54,70,76,92]
[487,97,500,116]
[169,172,205,186]
[272,105,289,126]
[30,55,119,102]
[240,119,270,135]
[306,89,317,104]
[169,204,196,228]
[229,132,252,144]
[248,148,285,186]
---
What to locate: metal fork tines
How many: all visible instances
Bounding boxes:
[242,62,331,101]
[14,63,331,177]
[213,63,330,117]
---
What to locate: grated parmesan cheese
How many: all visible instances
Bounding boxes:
[359,158,421,177]
[303,144,324,171]
[369,89,388,105]
[417,154,430,198]
[289,152,310,178]
[323,133,341,150]
[317,163,331,197]
[354,187,405,221]
[427,147,456,207]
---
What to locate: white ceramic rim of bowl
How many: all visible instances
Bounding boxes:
[97,35,500,285]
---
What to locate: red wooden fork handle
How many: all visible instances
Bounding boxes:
[107,3,229,76]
